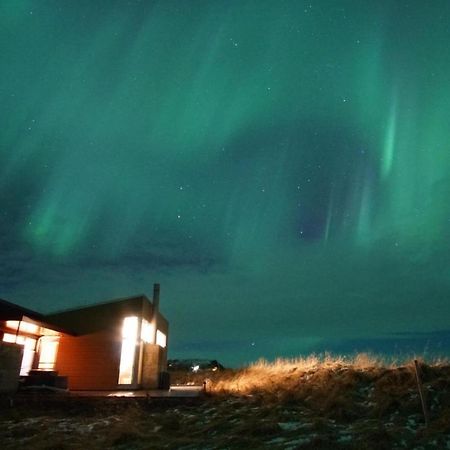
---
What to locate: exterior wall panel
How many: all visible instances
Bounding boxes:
[0,342,23,393]
[55,330,121,390]
[2,294,169,391]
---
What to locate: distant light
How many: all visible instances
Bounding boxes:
[192,365,200,373]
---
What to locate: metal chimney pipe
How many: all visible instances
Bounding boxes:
[152,283,160,344]
[153,283,160,312]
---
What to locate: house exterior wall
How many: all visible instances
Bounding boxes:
[1,293,169,391]
[0,342,23,393]
[156,312,169,372]
[141,344,165,389]
[140,312,169,389]
[54,330,121,390]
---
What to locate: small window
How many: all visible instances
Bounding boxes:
[156,330,166,348]
[140,319,155,344]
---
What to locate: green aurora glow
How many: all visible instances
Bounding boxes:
[1,0,450,364]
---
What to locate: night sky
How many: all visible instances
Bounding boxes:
[2,1,450,366]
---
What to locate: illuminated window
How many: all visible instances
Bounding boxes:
[5,321,19,330]
[6,320,39,334]
[38,336,59,370]
[140,319,155,344]
[3,333,19,344]
[118,316,138,384]
[156,330,166,348]
[21,338,37,375]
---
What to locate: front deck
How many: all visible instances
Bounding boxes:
[71,385,204,398]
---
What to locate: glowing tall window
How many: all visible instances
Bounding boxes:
[22,337,37,375]
[118,316,138,384]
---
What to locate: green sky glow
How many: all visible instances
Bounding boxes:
[2,0,450,365]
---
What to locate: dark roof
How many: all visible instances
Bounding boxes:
[1,294,166,336]
[0,298,45,322]
[45,295,157,336]
[0,298,73,335]
[45,294,149,316]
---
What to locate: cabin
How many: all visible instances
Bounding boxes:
[0,284,168,391]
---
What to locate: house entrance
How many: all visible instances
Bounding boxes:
[118,316,138,385]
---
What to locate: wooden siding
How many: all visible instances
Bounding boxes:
[55,330,122,390]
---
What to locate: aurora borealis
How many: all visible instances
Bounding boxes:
[2,1,450,365]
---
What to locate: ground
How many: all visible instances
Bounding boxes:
[1,357,450,449]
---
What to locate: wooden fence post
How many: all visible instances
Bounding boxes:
[413,359,429,427]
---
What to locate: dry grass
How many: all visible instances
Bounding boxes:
[176,353,446,395]
[174,353,450,423]
[2,354,450,449]
[212,353,382,394]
